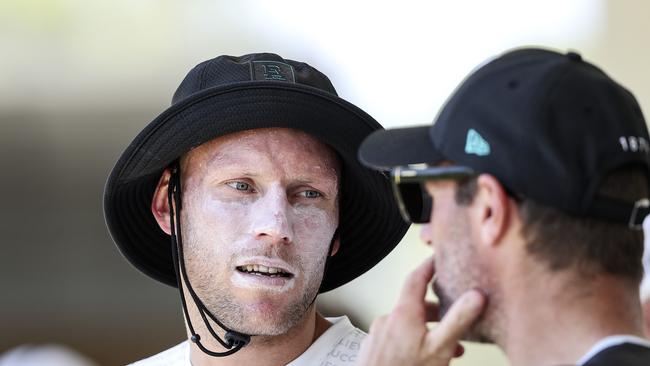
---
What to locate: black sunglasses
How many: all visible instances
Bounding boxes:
[390,165,476,223]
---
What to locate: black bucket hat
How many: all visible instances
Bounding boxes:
[104,53,409,292]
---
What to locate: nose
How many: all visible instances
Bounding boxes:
[251,187,294,244]
[420,223,433,247]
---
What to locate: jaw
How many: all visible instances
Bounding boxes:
[227,292,313,337]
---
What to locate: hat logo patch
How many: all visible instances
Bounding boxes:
[465,129,490,156]
[252,61,296,83]
[619,136,650,153]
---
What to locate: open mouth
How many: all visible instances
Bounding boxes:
[236,265,293,278]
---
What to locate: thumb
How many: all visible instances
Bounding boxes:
[424,289,486,357]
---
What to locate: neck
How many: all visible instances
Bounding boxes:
[188,306,332,366]
[496,266,645,366]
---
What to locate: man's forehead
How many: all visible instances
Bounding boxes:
[182,127,341,174]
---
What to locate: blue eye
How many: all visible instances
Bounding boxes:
[227,181,252,191]
[302,190,321,198]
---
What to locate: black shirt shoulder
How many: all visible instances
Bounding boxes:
[582,343,650,366]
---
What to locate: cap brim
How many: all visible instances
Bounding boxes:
[358,126,445,170]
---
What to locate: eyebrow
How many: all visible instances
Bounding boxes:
[205,151,338,183]
[208,166,259,178]
[207,151,249,167]
[294,178,315,184]
[202,154,259,178]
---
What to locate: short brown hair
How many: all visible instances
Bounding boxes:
[455,166,647,281]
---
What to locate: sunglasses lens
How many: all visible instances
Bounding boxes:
[397,182,432,223]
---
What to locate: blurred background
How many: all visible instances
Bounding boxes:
[1,0,649,365]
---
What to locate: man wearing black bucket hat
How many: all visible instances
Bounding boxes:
[104,53,408,365]
[357,47,650,365]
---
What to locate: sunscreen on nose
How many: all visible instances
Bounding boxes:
[250,186,293,240]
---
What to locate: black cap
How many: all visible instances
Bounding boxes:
[104,53,409,291]
[359,47,650,228]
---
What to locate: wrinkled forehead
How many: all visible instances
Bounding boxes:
[180,127,341,179]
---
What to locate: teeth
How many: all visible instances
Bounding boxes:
[239,265,285,274]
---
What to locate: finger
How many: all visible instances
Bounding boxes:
[424,301,439,322]
[425,289,486,354]
[396,256,436,308]
[368,315,387,333]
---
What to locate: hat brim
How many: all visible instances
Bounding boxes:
[104,82,409,292]
[358,126,445,171]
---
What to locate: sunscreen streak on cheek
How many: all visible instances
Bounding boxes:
[199,196,251,255]
[204,195,249,215]
[291,204,337,256]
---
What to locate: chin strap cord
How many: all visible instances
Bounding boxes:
[168,162,251,357]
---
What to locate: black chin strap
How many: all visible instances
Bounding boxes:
[167,162,251,357]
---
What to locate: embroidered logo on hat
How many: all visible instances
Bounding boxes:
[251,61,296,82]
[465,128,491,156]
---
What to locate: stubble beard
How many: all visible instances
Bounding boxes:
[195,254,326,336]
[183,234,329,336]
[434,280,493,343]
[433,213,495,344]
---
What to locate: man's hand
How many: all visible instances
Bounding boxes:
[356,256,486,366]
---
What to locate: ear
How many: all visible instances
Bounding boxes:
[330,236,341,257]
[151,168,173,235]
[471,174,512,247]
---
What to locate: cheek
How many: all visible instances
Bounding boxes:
[290,206,337,251]
[201,199,250,224]
[430,200,461,245]
[183,191,252,251]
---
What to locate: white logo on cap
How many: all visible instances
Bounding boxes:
[619,136,650,153]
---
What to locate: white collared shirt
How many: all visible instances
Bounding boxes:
[129,316,365,366]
